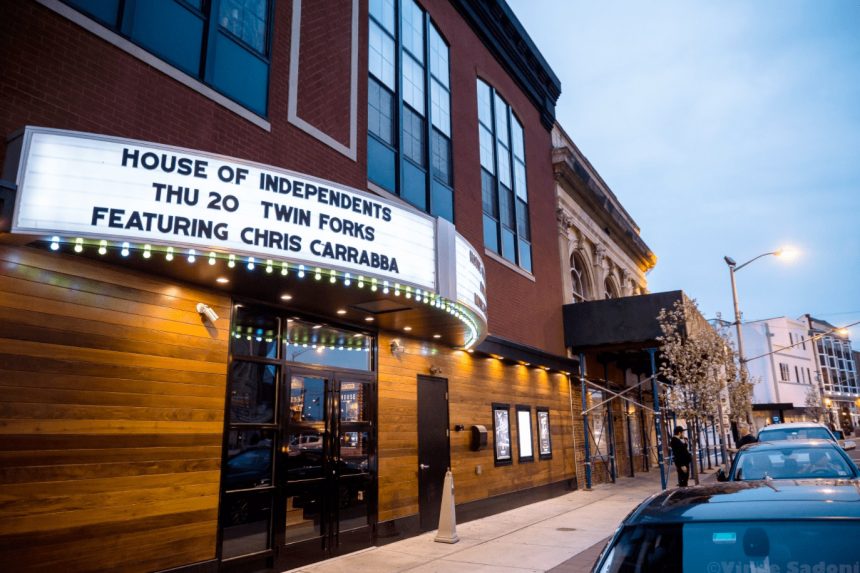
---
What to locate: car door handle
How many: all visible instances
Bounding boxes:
[419,463,430,470]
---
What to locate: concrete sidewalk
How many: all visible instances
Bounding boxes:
[285,466,719,573]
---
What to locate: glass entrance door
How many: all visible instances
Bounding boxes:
[276,369,374,567]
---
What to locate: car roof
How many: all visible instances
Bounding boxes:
[739,439,840,451]
[759,422,830,431]
[626,481,860,524]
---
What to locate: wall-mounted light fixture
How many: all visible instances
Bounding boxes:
[196,303,219,324]
[390,339,405,356]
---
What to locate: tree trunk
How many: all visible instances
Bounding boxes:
[688,418,700,485]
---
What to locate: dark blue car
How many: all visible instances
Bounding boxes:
[592,480,860,572]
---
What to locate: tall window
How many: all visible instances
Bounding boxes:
[63,0,272,115]
[779,363,790,382]
[570,252,591,303]
[368,0,453,221]
[604,277,620,299]
[478,79,531,272]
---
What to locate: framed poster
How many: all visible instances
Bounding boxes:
[492,403,512,466]
[516,405,534,463]
[537,407,552,460]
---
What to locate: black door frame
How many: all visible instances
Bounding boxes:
[217,301,378,572]
[273,365,377,570]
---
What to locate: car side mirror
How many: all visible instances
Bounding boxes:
[716,468,728,482]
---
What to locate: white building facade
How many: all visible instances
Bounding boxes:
[731,317,819,430]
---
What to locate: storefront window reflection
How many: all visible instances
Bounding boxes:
[231,307,279,358]
[229,362,276,423]
[284,318,372,371]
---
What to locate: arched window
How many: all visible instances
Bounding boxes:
[570,252,592,303]
[604,276,620,299]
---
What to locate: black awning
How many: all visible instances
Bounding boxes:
[474,335,578,373]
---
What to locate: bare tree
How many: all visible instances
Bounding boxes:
[658,298,738,483]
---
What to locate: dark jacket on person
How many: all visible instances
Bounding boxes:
[670,436,692,465]
[737,433,757,448]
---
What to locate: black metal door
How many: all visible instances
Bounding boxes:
[417,375,450,531]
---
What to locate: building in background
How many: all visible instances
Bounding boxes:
[553,124,658,486]
[806,315,859,432]
[723,317,819,429]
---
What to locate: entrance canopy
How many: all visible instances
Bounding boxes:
[1,127,489,348]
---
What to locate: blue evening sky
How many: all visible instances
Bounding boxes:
[508,0,860,339]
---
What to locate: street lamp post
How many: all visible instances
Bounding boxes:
[723,248,793,438]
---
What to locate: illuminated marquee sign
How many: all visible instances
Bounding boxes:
[11,129,436,290]
[455,235,487,324]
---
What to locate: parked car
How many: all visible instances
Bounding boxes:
[592,480,860,572]
[716,439,859,481]
[757,421,856,450]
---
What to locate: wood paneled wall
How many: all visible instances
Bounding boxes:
[377,333,577,523]
[0,246,230,572]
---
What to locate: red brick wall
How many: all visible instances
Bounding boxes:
[0,0,565,355]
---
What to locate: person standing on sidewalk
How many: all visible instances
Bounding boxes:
[736,423,757,448]
[670,426,692,487]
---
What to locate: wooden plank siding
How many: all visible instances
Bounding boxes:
[0,246,229,572]
[377,333,577,524]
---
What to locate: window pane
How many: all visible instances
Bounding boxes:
[402,106,425,166]
[65,0,121,27]
[518,239,532,273]
[369,21,396,90]
[481,169,497,216]
[497,142,511,188]
[431,129,451,185]
[494,93,509,143]
[479,126,495,173]
[431,180,454,222]
[222,490,272,557]
[219,0,268,54]
[402,54,425,115]
[224,429,274,490]
[129,0,204,77]
[368,135,396,191]
[401,159,427,210]
[501,228,516,262]
[477,80,492,127]
[511,116,525,160]
[513,159,527,201]
[430,80,450,136]
[516,197,530,239]
[284,319,372,371]
[340,382,371,422]
[429,25,449,88]
[401,0,424,61]
[229,362,277,424]
[369,0,395,33]
[231,308,279,358]
[368,78,395,145]
[483,214,499,253]
[499,185,515,228]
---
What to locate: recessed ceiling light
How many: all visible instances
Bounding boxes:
[312,324,323,329]
[433,334,441,339]
[403,326,412,331]
[216,277,229,284]
[281,294,293,301]
[336,309,347,315]
[365,316,374,322]
[353,333,364,337]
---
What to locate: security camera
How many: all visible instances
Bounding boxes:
[196,303,219,323]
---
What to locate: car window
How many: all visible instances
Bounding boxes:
[733,446,854,480]
[598,521,860,572]
[758,428,833,441]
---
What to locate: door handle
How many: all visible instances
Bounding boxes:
[419,463,430,470]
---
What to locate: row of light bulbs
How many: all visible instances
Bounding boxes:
[50,236,480,347]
